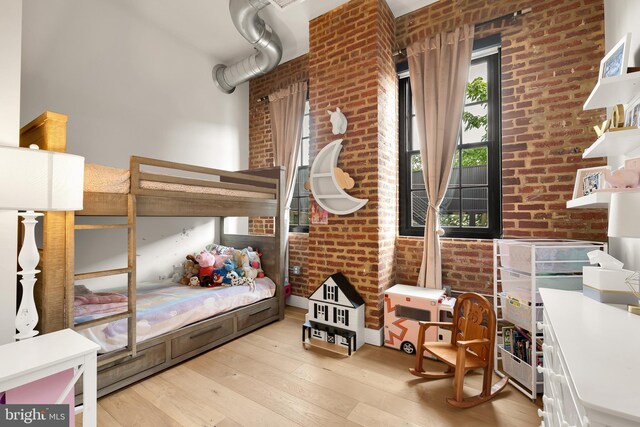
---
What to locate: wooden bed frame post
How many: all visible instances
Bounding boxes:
[276,167,286,321]
[127,194,137,357]
[20,112,69,333]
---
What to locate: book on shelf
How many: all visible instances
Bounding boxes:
[501,325,542,365]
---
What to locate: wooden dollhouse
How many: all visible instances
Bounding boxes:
[302,273,365,355]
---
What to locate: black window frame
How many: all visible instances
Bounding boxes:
[289,97,311,233]
[399,35,502,239]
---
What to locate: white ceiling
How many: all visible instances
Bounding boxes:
[111,0,438,64]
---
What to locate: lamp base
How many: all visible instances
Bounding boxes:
[15,211,43,341]
[628,305,640,315]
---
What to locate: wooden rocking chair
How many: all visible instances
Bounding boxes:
[409,292,508,408]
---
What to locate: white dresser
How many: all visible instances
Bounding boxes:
[538,289,640,427]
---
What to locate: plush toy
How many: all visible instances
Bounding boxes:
[229,273,256,291]
[180,255,200,286]
[171,264,184,283]
[196,251,216,285]
[241,247,265,279]
[189,276,200,287]
[223,259,244,278]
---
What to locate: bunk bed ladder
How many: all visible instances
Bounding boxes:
[66,194,137,365]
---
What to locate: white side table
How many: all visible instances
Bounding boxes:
[0,329,99,427]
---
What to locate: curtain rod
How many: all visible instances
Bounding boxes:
[393,7,533,57]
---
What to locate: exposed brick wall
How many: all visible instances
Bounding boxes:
[395,0,607,291]
[249,0,607,326]
[307,0,397,329]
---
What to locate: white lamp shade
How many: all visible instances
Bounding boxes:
[608,191,640,238]
[0,145,84,211]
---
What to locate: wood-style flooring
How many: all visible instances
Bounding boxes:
[77,307,540,426]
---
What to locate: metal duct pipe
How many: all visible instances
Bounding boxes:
[213,0,283,94]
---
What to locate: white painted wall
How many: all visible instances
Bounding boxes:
[605,0,640,65]
[604,0,640,269]
[21,0,249,289]
[0,0,22,344]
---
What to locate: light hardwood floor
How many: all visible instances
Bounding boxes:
[77,307,540,426]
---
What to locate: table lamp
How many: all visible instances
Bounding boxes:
[608,191,640,315]
[0,144,84,339]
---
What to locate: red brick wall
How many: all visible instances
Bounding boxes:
[249,0,607,324]
[306,0,397,328]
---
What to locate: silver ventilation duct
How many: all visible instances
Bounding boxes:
[213,0,283,94]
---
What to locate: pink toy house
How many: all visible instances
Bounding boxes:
[384,284,455,355]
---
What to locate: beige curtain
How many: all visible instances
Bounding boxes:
[269,81,307,283]
[407,25,474,289]
[269,81,308,211]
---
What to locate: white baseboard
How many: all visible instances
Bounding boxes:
[286,295,383,346]
[364,327,384,346]
[285,294,308,309]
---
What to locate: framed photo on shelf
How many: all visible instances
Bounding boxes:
[573,166,610,199]
[599,33,631,80]
[625,96,640,128]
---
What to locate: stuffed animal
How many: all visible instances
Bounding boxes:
[223,259,244,278]
[196,251,216,285]
[180,255,200,286]
[241,247,265,279]
[170,264,184,283]
[189,276,200,287]
[229,273,255,291]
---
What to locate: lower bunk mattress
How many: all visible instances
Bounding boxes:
[76,278,276,352]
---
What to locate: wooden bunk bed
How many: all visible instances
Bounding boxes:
[20,112,286,401]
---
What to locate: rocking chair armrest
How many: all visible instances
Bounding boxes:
[418,321,453,331]
[457,338,490,348]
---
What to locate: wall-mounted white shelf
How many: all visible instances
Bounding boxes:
[566,192,611,209]
[582,128,640,158]
[309,139,368,215]
[583,72,640,110]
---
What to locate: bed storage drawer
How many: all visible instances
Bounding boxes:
[237,298,279,332]
[171,317,234,358]
[77,343,166,395]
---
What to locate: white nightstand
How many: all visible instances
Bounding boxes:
[0,329,100,427]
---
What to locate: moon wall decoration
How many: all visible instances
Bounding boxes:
[309,139,368,215]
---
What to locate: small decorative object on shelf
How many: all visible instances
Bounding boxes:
[302,272,365,356]
[572,166,611,199]
[583,33,639,110]
[593,118,611,137]
[625,96,640,128]
[608,103,637,132]
[600,33,631,80]
[603,165,640,189]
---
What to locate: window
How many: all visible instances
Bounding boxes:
[395,305,431,322]
[336,308,348,325]
[289,100,310,233]
[314,303,327,321]
[325,284,336,302]
[399,37,502,238]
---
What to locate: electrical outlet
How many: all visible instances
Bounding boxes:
[291,266,302,276]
